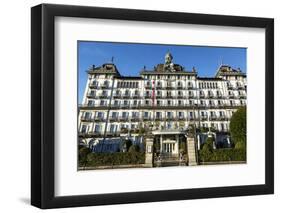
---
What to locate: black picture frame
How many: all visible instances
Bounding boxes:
[31,3,274,209]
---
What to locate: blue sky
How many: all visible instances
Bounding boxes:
[78,41,246,103]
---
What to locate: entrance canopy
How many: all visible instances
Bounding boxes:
[152,129,187,136]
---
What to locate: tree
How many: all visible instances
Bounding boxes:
[79,147,91,167]
[179,141,187,154]
[128,144,140,153]
[230,106,246,147]
[203,136,214,150]
[200,140,213,162]
[120,139,132,152]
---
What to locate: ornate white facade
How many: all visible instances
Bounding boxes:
[78,53,247,151]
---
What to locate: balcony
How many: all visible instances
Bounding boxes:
[187,116,196,121]
[99,94,108,99]
[177,94,184,99]
[208,94,214,99]
[166,116,174,120]
[166,85,174,90]
[120,104,130,109]
[216,94,223,99]
[217,115,228,121]
[79,131,102,137]
[144,94,151,99]
[132,94,140,99]
[237,84,245,90]
[199,94,206,99]
[109,116,118,122]
[94,117,105,122]
[143,116,151,121]
[177,103,185,107]
[89,83,98,89]
[177,85,183,90]
[239,94,246,99]
[209,115,217,121]
[131,104,140,109]
[87,93,96,98]
[101,84,109,89]
[122,94,131,99]
[177,116,185,121]
[200,115,208,121]
[228,94,234,99]
[145,85,152,89]
[227,84,234,90]
[111,104,120,108]
[80,116,94,122]
[113,93,121,98]
[155,116,162,121]
[106,131,120,137]
[198,103,207,108]
[187,85,193,89]
[119,116,128,121]
[130,116,140,122]
[156,84,162,89]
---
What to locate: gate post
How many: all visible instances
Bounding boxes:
[145,137,154,167]
[186,137,198,166]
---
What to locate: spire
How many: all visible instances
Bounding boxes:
[165,51,173,64]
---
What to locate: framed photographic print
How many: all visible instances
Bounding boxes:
[31,3,274,209]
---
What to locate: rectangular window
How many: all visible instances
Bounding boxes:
[81,125,87,133]
[84,112,91,119]
[94,125,100,133]
[97,112,103,118]
[156,112,161,118]
[110,125,115,133]
[88,100,94,106]
[122,112,127,118]
[144,112,149,118]
[100,100,105,106]
[167,112,173,118]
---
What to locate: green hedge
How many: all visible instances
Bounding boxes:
[80,152,145,167]
[199,148,246,162]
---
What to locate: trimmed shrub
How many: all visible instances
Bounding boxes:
[85,152,145,167]
[79,147,91,166]
[230,106,246,145]
[199,148,246,162]
[128,144,140,153]
[235,141,246,149]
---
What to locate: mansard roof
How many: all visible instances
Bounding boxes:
[215,65,246,77]
[140,64,197,75]
[87,63,121,76]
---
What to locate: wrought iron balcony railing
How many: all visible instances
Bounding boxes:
[89,84,98,89]
[86,93,96,98]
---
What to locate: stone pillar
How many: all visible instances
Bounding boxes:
[145,137,154,167]
[197,134,201,150]
[176,135,179,154]
[160,135,163,153]
[187,137,198,166]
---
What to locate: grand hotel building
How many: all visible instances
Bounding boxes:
[78,53,247,152]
